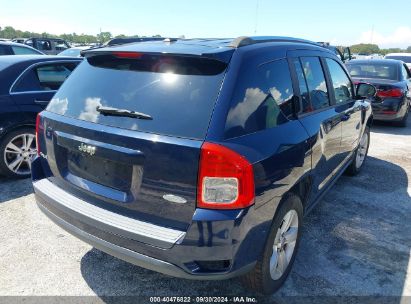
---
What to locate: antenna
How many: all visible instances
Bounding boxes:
[254,0,259,34]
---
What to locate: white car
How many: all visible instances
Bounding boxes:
[385,53,411,69]
[57,46,91,57]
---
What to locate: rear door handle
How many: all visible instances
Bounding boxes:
[341,114,350,121]
[34,99,49,105]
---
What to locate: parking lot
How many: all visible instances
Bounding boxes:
[0,117,410,301]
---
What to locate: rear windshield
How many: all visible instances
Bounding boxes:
[346,62,399,80]
[47,54,227,139]
[385,56,411,63]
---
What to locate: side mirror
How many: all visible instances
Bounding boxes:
[356,83,377,99]
[343,47,352,61]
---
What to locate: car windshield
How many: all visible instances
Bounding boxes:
[346,62,399,80]
[47,54,227,139]
[385,56,411,63]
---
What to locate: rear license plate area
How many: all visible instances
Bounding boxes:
[67,150,132,192]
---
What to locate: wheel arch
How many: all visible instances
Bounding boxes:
[289,175,312,209]
[271,174,312,222]
[0,122,36,141]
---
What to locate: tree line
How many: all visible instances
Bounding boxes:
[0,26,161,44]
[1,26,411,53]
[349,43,411,55]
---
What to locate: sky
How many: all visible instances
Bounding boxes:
[1,0,411,48]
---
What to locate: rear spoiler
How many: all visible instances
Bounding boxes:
[105,37,177,46]
[81,48,233,63]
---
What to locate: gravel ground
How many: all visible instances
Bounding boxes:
[0,117,410,303]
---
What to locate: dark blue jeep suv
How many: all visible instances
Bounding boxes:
[31,37,374,294]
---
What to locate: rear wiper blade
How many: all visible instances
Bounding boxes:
[96,106,153,120]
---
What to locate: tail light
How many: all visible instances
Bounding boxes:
[35,113,43,156]
[197,142,255,210]
[376,88,403,98]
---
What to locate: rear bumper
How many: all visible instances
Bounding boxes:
[37,200,254,280]
[33,179,185,249]
[373,112,404,121]
[372,98,408,121]
[32,158,261,280]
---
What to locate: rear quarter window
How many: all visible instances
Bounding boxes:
[224,58,295,139]
[12,62,78,92]
[36,63,77,90]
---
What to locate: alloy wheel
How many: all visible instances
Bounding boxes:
[355,132,369,169]
[3,133,36,176]
[269,209,299,280]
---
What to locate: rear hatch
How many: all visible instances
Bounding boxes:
[38,51,229,231]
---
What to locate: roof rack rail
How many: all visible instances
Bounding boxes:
[105,37,167,46]
[228,36,320,48]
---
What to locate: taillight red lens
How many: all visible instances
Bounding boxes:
[376,88,403,98]
[381,110,397,115]
[35,113,43,156]
[112,52,143,59]
[197,142,255,210]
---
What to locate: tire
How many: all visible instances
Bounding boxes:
[346,126,370,176]
[241,194,303,294]
[0,128,36,179]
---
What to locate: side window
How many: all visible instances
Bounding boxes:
[224,58,294,138]
[55,41,69,51]
[401,65,410,80]
[35,63,77,90]
[11,46,40,55]
[300,57,330,111]
[262,59,295,120]
[0,45,12,55]
[325,58,353,104]
[12,62,78,93]
[36,40,52,51]
[292,58,311,113]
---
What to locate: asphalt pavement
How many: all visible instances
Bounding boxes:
[0,117,410,303]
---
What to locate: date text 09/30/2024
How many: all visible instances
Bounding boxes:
[149,296,258,303]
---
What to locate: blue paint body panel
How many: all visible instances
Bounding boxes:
[32,38,372,278]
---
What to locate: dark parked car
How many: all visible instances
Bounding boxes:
[0,55,81,178]
[384,53,411,69]
[11,38,26,44]
[318,42,352,62]
[32,36,374,294]
[346,59,411,126]
[0,41,44,56]
[23,38,71,55]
